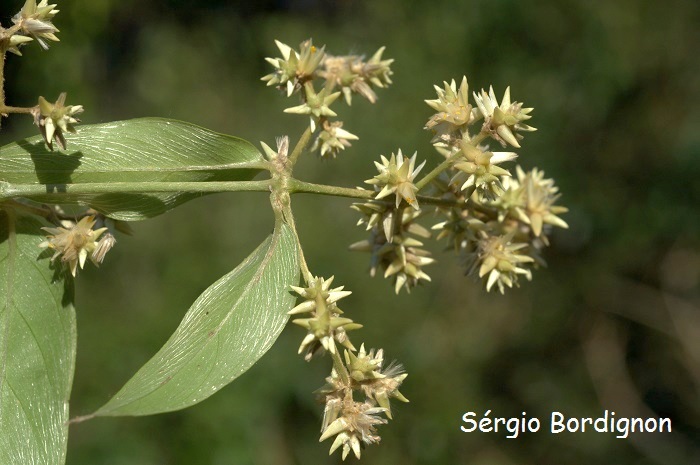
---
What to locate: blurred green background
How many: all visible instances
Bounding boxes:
[1,0,699,464]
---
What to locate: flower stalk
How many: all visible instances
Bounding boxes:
[288,125,313,166]
[413,131,487,191]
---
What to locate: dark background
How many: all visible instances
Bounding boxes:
[1,0,699,464]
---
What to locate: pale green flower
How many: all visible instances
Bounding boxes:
[284,82,341,128]
[32,92,83,150]
[466,233,534,293]
[453,141,517,200]
[364,46,394,89]
[432,209,485,252]
[473,86,536,148]
[290,276,361,360]
[352,231,434,294]
[345,344,384,382]
[425,76,475,142]
[351,198,390,235]
[312,120,358,158]
[289,275,352,315]
[261,39,325,96]
[350,205,433,293]
[352,200,429,243]
[380,236,434,293]
[365,150,426,210]
[12,0,60,50]
[320,400,387,460]
[320,47,393,105]
[497,166,569,236]
[346,345,408,419]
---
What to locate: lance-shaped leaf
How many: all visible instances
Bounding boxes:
[0,118,266,221]
[0,209,76,465]
[94,221,299,416]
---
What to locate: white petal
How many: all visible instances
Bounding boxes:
[490,151,518,164]
[486,269,500,292]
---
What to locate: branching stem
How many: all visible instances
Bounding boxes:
[0,39,37,121]
[288,179,373,200]
[0,178,466,209]
[0,180,274,201]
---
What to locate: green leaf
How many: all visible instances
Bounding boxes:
[0,209,76,465]
[95,221,299,416]
[0,118,266,221]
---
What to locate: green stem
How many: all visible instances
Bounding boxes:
[416,195,464,208]
[1,178,466,208]
[0,105,35,115]
[2,24,23,39]
[1,29,28,119]
[289,179,463,207]
[0,180,274,201]
[288,126,313,167]
[288,179,374,200]
[414,132,488,191]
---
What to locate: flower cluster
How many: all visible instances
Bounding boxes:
[263,39,393,158]
[262,45,567,458]
[289,276,408,459]
[426,77,567,293]
[39,214,117,277]
[350,76,568,294]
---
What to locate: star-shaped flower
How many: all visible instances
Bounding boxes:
[39,215,109,277]
[473,86,536,148]
[365,150,426,210]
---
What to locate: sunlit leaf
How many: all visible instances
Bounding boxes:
[0,209,76,465]
[0,118,266,221]
[95,220,299,416]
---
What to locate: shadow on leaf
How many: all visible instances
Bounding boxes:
[16,139,83,192]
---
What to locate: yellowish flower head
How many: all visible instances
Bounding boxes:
[39,215,108,277]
